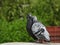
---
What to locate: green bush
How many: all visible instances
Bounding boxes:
[0,19,34,43]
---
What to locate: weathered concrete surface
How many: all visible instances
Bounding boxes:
[0,42,60,45]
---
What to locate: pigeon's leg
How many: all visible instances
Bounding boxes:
[35,39,47,43]
[39,39,44,43]
[39,39,46,43]
[36,39,43,43]
[35,40,39,43]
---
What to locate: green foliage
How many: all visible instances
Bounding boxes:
[0,19,34,43]
[0,0,60,43]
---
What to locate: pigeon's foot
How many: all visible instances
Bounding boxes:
[35,39,49,43]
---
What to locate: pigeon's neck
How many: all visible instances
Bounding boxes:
[33,21,38,24]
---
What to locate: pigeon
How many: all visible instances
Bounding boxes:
[26,14,50,43]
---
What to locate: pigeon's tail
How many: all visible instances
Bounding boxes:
[42,27,50,42]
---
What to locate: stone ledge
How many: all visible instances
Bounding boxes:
[0,42,60,45]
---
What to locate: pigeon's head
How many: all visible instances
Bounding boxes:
[26,14,34,21]
[26,14,38,23]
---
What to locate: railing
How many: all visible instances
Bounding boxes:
[46,26,60,43]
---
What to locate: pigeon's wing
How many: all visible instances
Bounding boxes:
[38,23,50,41]
[31,22,43,39]
[31,22,50,41]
